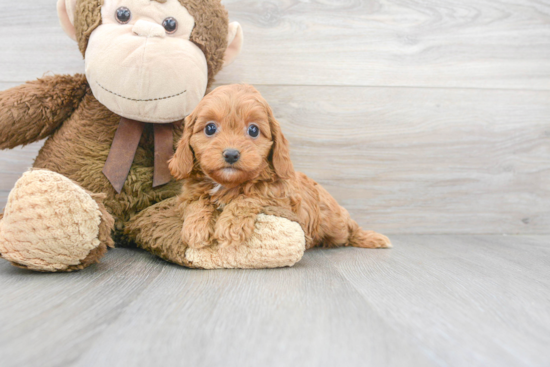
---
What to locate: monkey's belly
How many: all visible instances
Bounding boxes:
[32,117,181,231]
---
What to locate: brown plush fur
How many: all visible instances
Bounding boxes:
[74,0,228,88]
[125,196,194,267]
[26,79,184,245]
[0,74,184,268]
[181,0,229,86]
[0,74,88,149]
[75,0,104,56]
[169,84,392,250]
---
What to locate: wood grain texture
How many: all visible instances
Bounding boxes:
[1,236,549,367]
[242,86,549,235]
[218,0,550,89]
[0,2,84,83]
[0,0,549,89]
[329,236,550,367]
[1,84,548,234]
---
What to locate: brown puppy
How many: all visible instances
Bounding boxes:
[169,84,391,250]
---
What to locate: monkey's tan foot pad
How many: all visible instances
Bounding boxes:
[184,214,306,269]
[0,170,113,272]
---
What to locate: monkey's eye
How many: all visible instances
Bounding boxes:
[115,7,131,24]
[247,124,260,138]
[162,17,178,34]
[205,123,217,136]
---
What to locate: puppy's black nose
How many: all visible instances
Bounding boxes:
[223,149,240,164]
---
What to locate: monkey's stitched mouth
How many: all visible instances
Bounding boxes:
[96,82,186,102]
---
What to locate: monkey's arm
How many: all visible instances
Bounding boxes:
[126,197,306,270]
[0,74,88,149]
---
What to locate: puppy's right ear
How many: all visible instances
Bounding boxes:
[268,108,295,180]
[169,114,196,180]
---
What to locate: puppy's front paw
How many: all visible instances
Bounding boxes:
[181,219,214,249]
[214,214,257,248]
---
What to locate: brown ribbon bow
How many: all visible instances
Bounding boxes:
[103,117,178,194]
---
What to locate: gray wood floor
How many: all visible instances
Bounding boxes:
[1,235,549,367]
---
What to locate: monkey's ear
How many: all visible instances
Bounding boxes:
[57,0,77,41]
[169,115,196,180]
[223,22,244,66]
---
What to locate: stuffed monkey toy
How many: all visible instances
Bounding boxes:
[0,0,305,272]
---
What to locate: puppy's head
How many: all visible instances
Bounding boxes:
[169,84,294,187]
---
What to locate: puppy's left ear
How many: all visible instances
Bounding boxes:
[268,109,295,179]
[169,114,196,180]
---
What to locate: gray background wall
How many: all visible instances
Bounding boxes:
[0,0,548,234]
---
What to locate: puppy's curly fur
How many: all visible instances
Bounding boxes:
[169,84,391,250]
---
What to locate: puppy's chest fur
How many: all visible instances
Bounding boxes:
[209,184,229,209]
[207,182,270,209]
[182,177,300,213]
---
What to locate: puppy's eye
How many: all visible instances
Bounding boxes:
[247,124,260,138]
[205,123,217,136]
[162,17,178,34]
[115,7,131,24]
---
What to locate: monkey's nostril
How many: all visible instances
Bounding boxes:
[223,149,240,164]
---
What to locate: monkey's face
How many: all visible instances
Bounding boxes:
[86,0,206,123]
[58,0,243,123]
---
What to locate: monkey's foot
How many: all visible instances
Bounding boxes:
[0,170,114,272]
[185,214,306,269]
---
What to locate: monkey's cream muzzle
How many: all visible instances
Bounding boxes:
[132,19,166,38]
[80,0,207,123]
[85,21,208,123]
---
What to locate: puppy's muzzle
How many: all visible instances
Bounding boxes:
[223,149,240,164]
